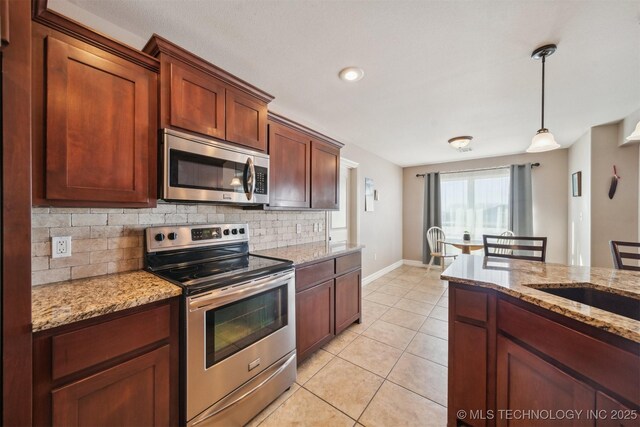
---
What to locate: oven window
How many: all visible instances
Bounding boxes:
[170,149,246,193]
[205,285,288,368]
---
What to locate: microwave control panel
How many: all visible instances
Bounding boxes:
[255,166,267,195]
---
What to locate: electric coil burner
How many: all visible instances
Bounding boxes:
[145,223,296,427]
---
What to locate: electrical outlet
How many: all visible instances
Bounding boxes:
[313,223,319,232]
[296,224,302,234]
[52,236,71,258]
[318,223,323,232]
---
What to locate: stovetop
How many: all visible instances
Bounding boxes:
[144,223,293,295]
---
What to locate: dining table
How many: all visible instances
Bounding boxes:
[440,238,485,255]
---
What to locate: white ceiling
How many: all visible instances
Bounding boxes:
[51,0,640,167]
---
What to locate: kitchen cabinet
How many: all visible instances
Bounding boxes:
[31,18,159,207]
[448,282,640,427]
[1,0,8,49]
[144,35,272,153]
[295,251,362,362]
[267,113,343,210]
[33,299,180,426]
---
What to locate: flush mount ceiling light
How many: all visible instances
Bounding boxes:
[448,136,473,150]
[527,44,561,153]
[338,67,364,82]
[626,121,640,142]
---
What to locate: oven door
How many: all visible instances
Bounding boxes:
[162,130,269,204]
[185,270,296,422]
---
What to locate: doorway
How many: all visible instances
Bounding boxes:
[328,158,359,244]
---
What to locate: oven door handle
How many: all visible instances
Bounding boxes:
[188,271,293,311]
[242,157,255,201]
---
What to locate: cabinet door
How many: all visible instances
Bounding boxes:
[496,336,595,427]
[595,392,638,427]
[169,60,225,139]
[0,0,8,49]
[310,139,340,209]
[296,280,335,362]
[335,269,361,334]
[268,122,311,208]
[45,36,154,204]
[226,88,267,152]
[52,345,170,427]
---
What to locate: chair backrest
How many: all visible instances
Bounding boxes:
[496,230,515,255]
[483,234,547,262]
[610,241,640,271]
[426,227,446,255]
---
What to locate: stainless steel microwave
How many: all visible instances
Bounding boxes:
[161,129,269,205]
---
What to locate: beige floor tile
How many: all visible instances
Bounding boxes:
[304,358,383,419]
[323,330,359,354]
[359,381,447,427]
[375,285,410,297]
[406,332,448,366]
[362,319,417,350]
[379,307,427,331]
[362,300,390,319]
[395,274,424,283]
[363,291,402,307]
[296,349,334,385]
[382,269,402,278]
[387,278,417,289]
[404,289,443,304]
[437,296,448,308]
[338,335,402,377]
[388,353,448,406]
[430,306,449,321]
[347,317,372,334]
[420,317,449,340]
[393,298,436,316]
[245,383,300,427]
[362,286,375,297]
[259,387,355,427]
[414,279,448,291]
[364,280,387,291]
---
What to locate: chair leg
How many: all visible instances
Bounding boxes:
[440,257,445,271]
[427,256,434,271]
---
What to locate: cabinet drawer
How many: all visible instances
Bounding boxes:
[336,252,361,275]
[453,287,488,322]
[296,259,334,292]
[52,304,170,380]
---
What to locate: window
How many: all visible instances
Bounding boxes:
[440,168,510,241]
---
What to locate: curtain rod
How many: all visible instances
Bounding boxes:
[415,162,540,178]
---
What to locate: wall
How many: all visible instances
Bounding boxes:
[403,149,569,264]
[590,123,639,267]
[340,143,404,279]
[32,204,325,286]
[568,131,591,266]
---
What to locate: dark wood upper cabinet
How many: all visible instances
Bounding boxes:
[169,60,225,139]
[311,139,340,210]
[31,12,159,207]
[144,34,273,152]
[268,121,311,208]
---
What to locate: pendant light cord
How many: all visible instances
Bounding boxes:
[541,55,546,130]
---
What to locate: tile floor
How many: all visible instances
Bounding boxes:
[247,265,450,427]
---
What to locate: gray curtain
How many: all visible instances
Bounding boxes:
[422,172,441,264]
[509,164,533,236]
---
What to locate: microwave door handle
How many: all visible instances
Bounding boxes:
[243,157,256,201]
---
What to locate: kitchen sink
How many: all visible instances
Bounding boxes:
[532,286,640,321]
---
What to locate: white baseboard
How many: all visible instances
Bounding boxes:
[362,260,404,285]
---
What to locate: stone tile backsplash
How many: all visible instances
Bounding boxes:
[32,203,326,286]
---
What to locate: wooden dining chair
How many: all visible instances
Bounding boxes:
[496,230,515,255]
[483,234,547,262]
[610,241,640,271]
[426,226,457,271]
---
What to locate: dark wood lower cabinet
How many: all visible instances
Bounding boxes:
[296,279,335,361]
[335,269,361,334]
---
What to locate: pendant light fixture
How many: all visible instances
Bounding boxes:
[448,136,473,150]
[527,44,561,153]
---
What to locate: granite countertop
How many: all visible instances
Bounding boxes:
[253,241,363,266]
[441,255,640,343]
[32,270,182,332]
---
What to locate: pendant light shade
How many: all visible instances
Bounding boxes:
[626,121,640,142]
[527,44,560,153]
[448,136,472,149]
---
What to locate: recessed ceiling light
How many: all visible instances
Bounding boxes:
[339,67,364,82]
[448,136,473,150]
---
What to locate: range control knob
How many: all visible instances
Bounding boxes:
[231,229,238,235]
[223,229,230,236]
[239,228,245,234]
[168,232,178,240]
[154,233,166,242]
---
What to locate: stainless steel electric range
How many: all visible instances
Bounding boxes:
[144,223,296,427]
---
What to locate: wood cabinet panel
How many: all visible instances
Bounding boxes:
[169,60,225,139]
[595,392,638,427]
[296,259,334,292]
[0,0,8,48]
[268,121,311,208]
[296,280,335,362]
[335,270,361,334]
[335,252,361,275]
[454,287,488,322]
[311,139,340,209]
[52,345,170,427]
[226,89,267,151]
[496,336,594,427]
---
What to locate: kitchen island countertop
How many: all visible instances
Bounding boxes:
[441,255,640,342]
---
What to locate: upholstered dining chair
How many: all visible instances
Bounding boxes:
[426,226,457,271]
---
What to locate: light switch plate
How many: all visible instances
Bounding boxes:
[52,236,72,258]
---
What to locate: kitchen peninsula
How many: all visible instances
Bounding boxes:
[442,255,639,427]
